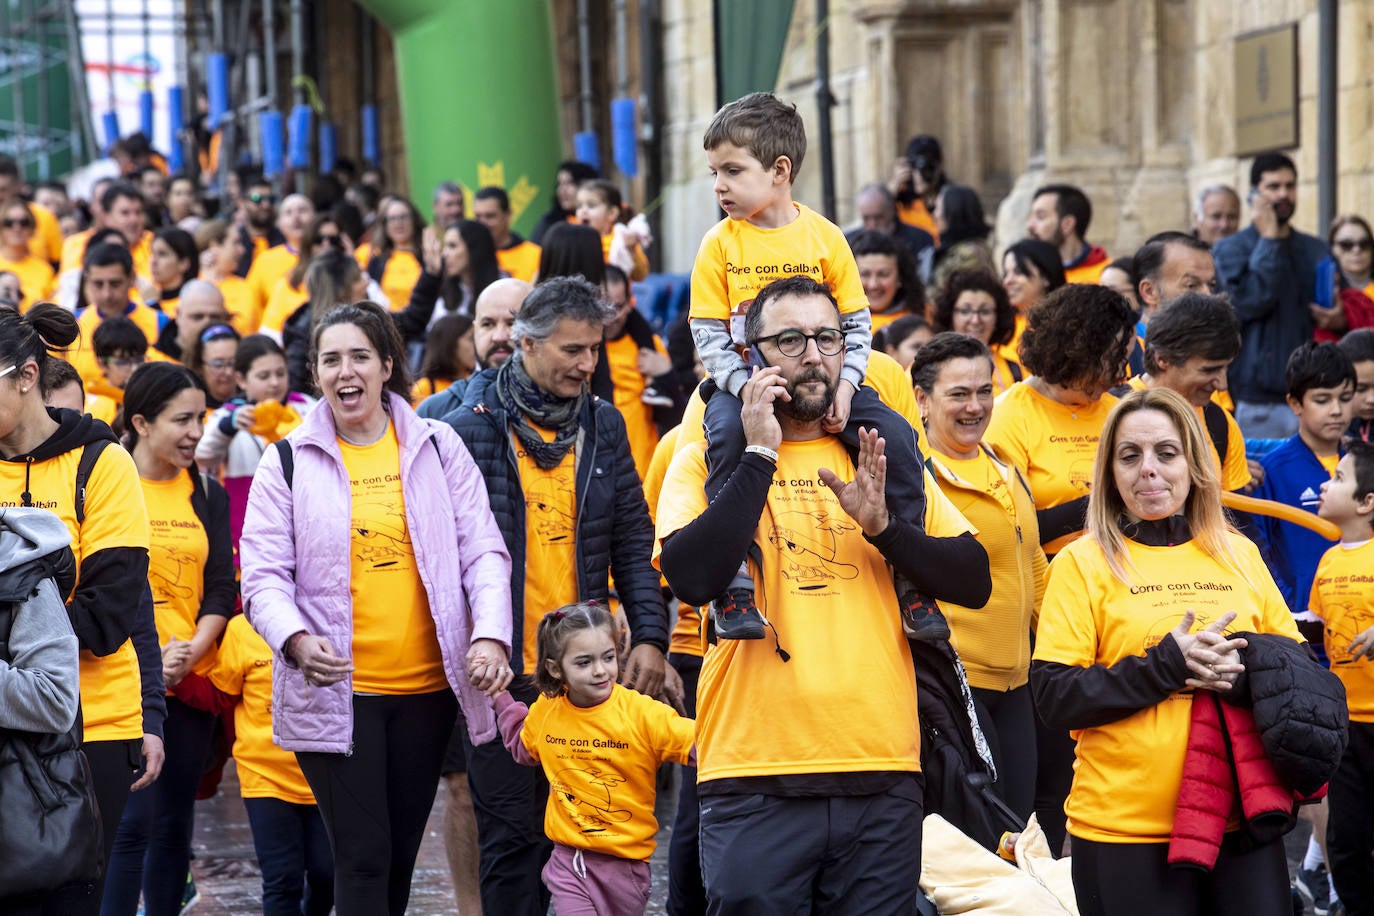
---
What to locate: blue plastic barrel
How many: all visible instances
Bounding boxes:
[260,110,285,178]
[611,97,637,177]
[101,112,120,153]
[574,131,600,173]
[206,54,229,130]
[319,122,337,174]
[362,105,379,166]
[167,86,185,172]
[288,104,313,169]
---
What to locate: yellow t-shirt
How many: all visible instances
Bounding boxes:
[1033,532,1301,843]
[0,442,149,741]
[411,376,452,406]
[929,449,1046,691]
[1311,539,1374,722]
[210,615,316,803]
[85,393,119,427]
[604,332,664,480]
[1320,453,1341,475]
[896,198,939,243]
[642,427,703,658]
[260,277,310,335]
[70,303,163,387]
[376,249,422,312]
[141,473,214,677]
[654,438,950,783]
[991,352,1022,397]
[599,231,649,281]
[517,429,579,670]
[688,204,868,323]
[246,244,299,319]
[519,684,694,860]
[497,239,542,283]
[339,424,446,694]
[215,274,257,336]
[1,252,55,310]
[984,382,1118,554]
[28,202,63,264]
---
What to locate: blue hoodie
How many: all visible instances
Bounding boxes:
[1252,434,1342,614]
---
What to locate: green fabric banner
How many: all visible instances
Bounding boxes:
[715,0,798,104]
[352,0,561,235]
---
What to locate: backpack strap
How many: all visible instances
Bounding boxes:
[1202,401,1229,464]
[274,439,295,489]
[1007,360,1023,383]
[74,439,112,526]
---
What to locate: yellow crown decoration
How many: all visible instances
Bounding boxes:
[475,161,540,225]
[476,162,505,188]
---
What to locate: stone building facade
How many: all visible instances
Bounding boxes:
[653,0,1374,274]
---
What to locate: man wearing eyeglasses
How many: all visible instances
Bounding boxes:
[656,274,990,914]
[153,280,231,362]
[1214,151,1329,439]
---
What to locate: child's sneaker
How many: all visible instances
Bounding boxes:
[179,869,199,914]
[642,386,675,408]
[1295,862,1330,915]
[712,588,766,640]
[901,591,951,642]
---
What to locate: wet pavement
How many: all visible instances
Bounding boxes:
[189,761,1315,914]
[188,761,676,914]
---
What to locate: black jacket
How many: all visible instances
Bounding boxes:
[445,369,668,674]
[1232,632,1348,796]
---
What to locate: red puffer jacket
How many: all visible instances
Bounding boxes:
[1168,692,1310,869]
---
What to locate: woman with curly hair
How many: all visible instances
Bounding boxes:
[932,268,1022,394]
[983,282,1136,855]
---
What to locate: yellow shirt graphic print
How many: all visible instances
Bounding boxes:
[517,429,579,670]
[339,424,446,694]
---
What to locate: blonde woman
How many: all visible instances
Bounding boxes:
[1031,387,1303,916]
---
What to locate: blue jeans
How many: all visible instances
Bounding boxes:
[101,697,215,916]
[243,797,334,916]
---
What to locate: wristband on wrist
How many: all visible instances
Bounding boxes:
[744,444,779,464]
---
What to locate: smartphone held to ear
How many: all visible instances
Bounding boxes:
[748,346,768,372]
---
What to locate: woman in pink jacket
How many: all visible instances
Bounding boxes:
[240,300,513,916]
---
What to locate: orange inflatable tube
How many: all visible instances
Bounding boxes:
[1222,491,1341,541]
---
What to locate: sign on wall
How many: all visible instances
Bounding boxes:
[1234,24,1298,156]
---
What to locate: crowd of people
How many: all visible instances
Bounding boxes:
[0,87,1372,916]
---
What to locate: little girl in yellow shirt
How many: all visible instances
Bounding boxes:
[486,603,694,916]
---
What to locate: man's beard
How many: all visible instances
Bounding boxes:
[778,368,835,422]
[247,211,272,231]
[1274,200,1295,225]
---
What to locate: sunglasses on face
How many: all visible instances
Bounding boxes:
[1335,239,1372,252]
[317,233,342,248]
[2,218,33,229]
[248,192,276,205]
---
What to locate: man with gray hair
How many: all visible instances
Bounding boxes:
[848,181,934,268]
[432,180,466,230]
[445,275,669,915]
[1193,184,1241,247]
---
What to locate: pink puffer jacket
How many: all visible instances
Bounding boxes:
[240,391,511,752]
